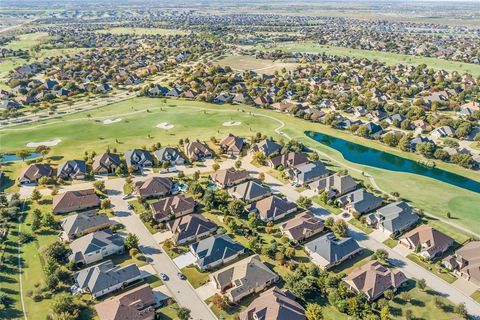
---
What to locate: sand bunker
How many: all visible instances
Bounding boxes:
[26,139,62,147]
[223,121,241,126]
[156,122,175,130]
[103,118,122,125]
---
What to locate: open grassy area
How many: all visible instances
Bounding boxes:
[3,32,50,51]
[216,55,299,75]
[1,97,479,235]
[96,27,186,35]
[156,303,180,320]
[181,266,210,288]
[407,254,457,284]
[261,41,480,76]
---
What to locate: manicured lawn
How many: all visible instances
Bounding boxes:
[383,238,399,249]
[311,195,342,214]
[143,274,163,288]
[262,41,480,76]
[389,279,458,320]
[330,249,374,275]
[348,218,374,234]
[206,294,254,320]
[128,199,158,234]
[97,27,187,35]
[216,55,299,75]
[3,32,50,51]
[2,97,479,235]
[471,290,480,304]
[266,169,289,184]
[110,252,148,268]
[156,303,180,320]
[181,266,210,288]
[407,254,457,284]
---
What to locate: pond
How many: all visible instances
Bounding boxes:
[306,131,480,193]
[0,152,41,163]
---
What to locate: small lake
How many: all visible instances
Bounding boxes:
[306,131,480,193]
[0,152,41,163]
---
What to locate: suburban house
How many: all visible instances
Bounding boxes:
[53,189,101,214]
[430,126,455,139]
[168,214,218,245]
[95,284,156,320]
[400,225,454,259]
[239,286,306,320]
[364,122,383,138]
[210,255,279,303]
[245,195,297,222]
[57,160,86,180]
[190,234,245,270]
[410,136,435,150]
[268,152,308,169]
[309,173,358,199]
[150,195,196,222]
[287,161,329,185]
[442,241,480,286]
[344,261,407,300]
[458,101,480,116]
[305,233,362,269]
[211,168,250,188]
[337,189,383,215]
[68,230,124,265]
[19,163,53,185]
[73,260,142,298]
[92,153,121,175]
[219,134,244,156]
[250,139,281,157]
[134,177,173,198]
[184,141,213,161]
[154,147,185,166]
[280,211,325,242]
[124,149,153,171]
[366,201,419,236]
[60,211,111,242]
[228,180,272,203]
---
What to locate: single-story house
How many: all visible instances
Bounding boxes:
[280,211,324,243]
[134,177,173,198]
[184,141,213,162]
[154,147,185,166]
[210,255,279,303]
[190,234,245,270]
[57,160,86,180]
[53,189,101,214]
[68,230,124,265]
[168,214,218,245]
[430,126,455,139]
[19,163,53,185]
[309,173,357,199]
[305,233,362,269]
[344,261,407,300]
[228,180,272,203]
[150,195,196,222]
[73,260,141,298]
[400,225,454,260]
[95,284,156,320]
[245,195,297,222]
[366,201,419,236]
[211,168,250,188]
[92,153,121,175]
[60,211,111,242]
[239,286,306,320]
[337,189,383,215]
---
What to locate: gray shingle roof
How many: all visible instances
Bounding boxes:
[190,234,245,269]
[375,201,419,234]
[306,232,361,265]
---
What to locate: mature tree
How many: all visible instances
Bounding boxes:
[124,233,139,250]
[454,302,467,318]
[305,303,323,320]
[380,305,390,320]
[374,249,389,263]
[332,219,349,238]
[177,307,191,320]
[235,160,242,169]
[252,151,266,165]
[93,180,106,193]
[0,292,12,309]
[324,217,334,228]
[52,293,80,319]
[228,199,245,216]
[296,196,312,209]
[31,189,42,203]
[31,209,42,232]
[417,279,427,291]
[42,212,56,229]
[416,142,435,158]
[383,133,399,147]
[15,150,30,161]
[44,241,68,262]
[212,163,220,172]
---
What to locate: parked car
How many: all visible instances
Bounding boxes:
[160,273,168,281]
[177,272,186,280]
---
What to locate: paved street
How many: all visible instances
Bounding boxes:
[105,178,216,320]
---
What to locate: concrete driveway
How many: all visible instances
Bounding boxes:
[173,252,196,269]
[452,278,479,296]
[196,281,217,300]
[370,230,390,242]
[153,230,172,243]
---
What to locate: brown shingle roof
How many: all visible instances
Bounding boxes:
[280,211,324,241]
[53,189,100,214]
[400,225,454,257]
[219,134,244,153]
[168,214,217,244]
[94,284,155,320]
[19,163,53,183]
[150,195,196,221]
[135,177,173,197]
[269,152,308,168]
[245,195,296,221]
[211,168,249,187]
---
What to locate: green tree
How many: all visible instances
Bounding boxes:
[31,189,42,203]
[124,233,139,250]
[380,305,390,320]
[15,150,30,161]
[454,302,467,318]
[212,163,220,171]
[305,303,323,320]
[31,208,42,232]
[42,212,56,229]
[417,279,427,291]
[235,160,242,169]
[296,196,312,209]
[374,249,389,263]
[228,199,245,216]
[332,219,349,238]
[177,307,191,320]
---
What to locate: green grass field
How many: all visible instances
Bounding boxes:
[96,27,186,35]
[261,41,480,76]
[216,55,299,75]
[1,98,479,234]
